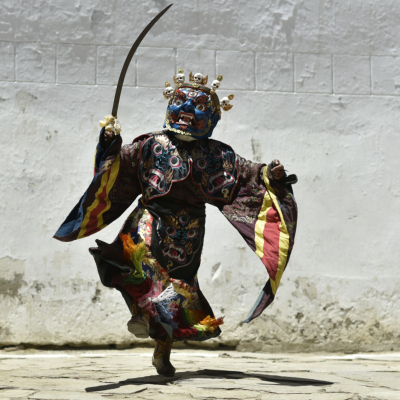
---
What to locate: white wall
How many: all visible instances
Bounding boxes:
[1,0,399,351]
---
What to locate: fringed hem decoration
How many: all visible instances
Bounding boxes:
[120,233,146,273]
[138,282,179,331]
[193,316,225,333]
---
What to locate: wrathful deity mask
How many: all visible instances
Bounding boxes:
[163,68,234,140]
[164,87,220,140]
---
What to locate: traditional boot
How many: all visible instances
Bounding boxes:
[152,335,175,376]
[127,302,149,338]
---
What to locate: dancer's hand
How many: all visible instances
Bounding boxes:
[104,130,115,146]
[271,159,285,180]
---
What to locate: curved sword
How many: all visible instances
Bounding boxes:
[111,4,173,117]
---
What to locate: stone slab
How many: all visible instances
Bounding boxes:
[0,41,14,81]
[295,53,332,93]
[137,47,175,87]
[97,45,136,86]
[176,49,216,81]
[371,56,400,95]
[0,350,399,400]
[333,55,371,95]
[256,52,293,92]
[57,43,95,85]
[217,50,255,90]
[16,42,56,83]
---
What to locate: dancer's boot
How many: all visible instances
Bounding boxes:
[152,335,175,376]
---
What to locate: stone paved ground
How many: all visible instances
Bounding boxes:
[0,348,399,400]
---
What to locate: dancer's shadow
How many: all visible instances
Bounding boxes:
[86,369,333,392]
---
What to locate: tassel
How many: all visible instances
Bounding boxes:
[138,281,162,317]
[120,233,146,272]
[120,233,156,282]
[138,283,179,323]
[151,284,178,304]
[156,299,178,330]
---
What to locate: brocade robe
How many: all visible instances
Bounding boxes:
[54,129,297,341]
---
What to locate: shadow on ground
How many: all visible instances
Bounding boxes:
[86,369,334,392]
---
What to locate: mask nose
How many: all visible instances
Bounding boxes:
[182,99,195,114]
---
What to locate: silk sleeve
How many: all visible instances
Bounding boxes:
[54,129,149,242]
[221,155,298,322]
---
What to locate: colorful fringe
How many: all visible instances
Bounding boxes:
[174,311,225,339]
[193,316,225,333]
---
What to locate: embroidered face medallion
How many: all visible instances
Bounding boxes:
[140,134,190,201]
[158,210,204,271]
[191,140,238,202]
[164,88,220,140]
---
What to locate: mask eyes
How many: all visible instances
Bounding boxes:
[166,226,176,236]
[187,229,198,239]
[179,215,189,225]
[214,148,225,159]
[195,159,207,170]
[196,104,206,111]
[152,143,163,155]
[169,156,182,168]
[175,99,183,106]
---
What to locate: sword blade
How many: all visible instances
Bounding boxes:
[111,4,173,117]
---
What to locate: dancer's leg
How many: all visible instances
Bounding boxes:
[152,335,175,376]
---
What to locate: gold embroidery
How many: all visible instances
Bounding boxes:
[176,209,189,217]
[222,188,230,200]
[166,167,173,184]
[164,215,180,229]
[185,241,193,255]
[163,235,173,246]
[187,218,200,229]
[154,134,170,150]
[201,171,209,187]
[223,159,233,171]
[144,186,152,199]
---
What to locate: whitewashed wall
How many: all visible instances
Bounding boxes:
[1,0,399,352]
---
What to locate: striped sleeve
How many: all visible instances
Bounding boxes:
[54,132,148,242]
[222,156,297,322]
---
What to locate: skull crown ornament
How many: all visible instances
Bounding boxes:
[162,68,233,140]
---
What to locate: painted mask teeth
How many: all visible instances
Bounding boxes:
[208,171,234,194]
[142,168,166,192]
[163,243,186,263]
[178,113,195,126]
